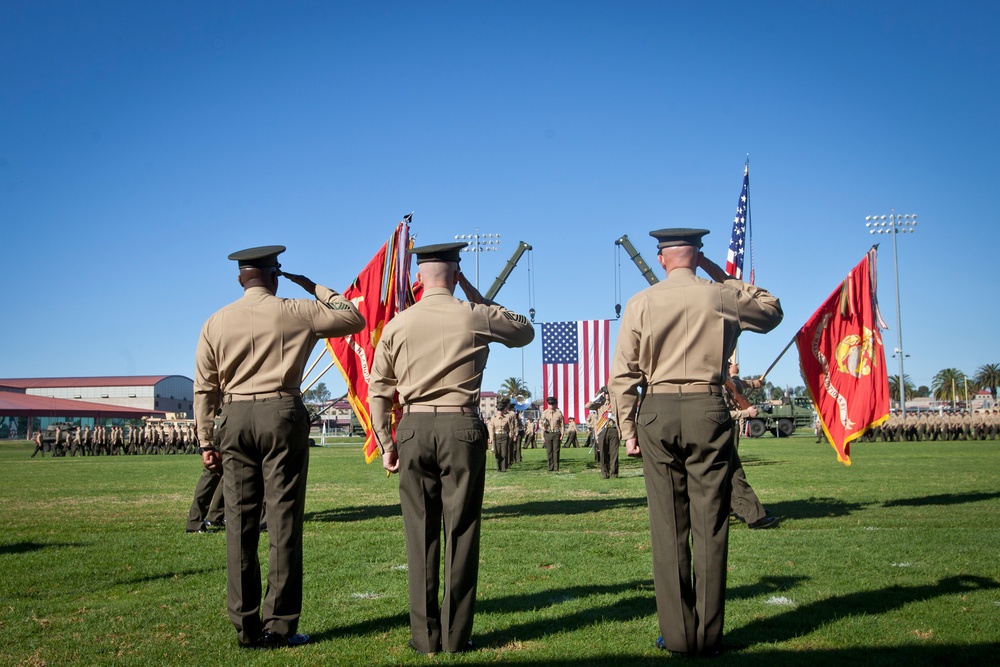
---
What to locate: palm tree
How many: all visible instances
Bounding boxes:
[973,363,1000,400]
[932,368,966,402]
[497,377,531,404]
[888,374,915,403]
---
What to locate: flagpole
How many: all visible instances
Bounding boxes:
[302,347,328,386]
[758,335,797,384]
[302,359,338,394]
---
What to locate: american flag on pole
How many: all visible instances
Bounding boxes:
[541,320,611,423]
[725,162,751,282]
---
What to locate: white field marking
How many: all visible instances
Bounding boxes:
[765,596,796,606]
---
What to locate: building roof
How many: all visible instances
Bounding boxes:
[0,392,166,418]
[0,375,189,389]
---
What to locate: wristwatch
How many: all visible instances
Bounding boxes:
[196,446,218,454]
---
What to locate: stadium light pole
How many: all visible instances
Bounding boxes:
[865,210,918,416]
[455,228,501,289]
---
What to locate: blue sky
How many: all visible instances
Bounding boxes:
[2,1,998,400]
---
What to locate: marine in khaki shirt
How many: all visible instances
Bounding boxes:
[487,402,517,471]
[194,245,364,650]
[539,398,565,471]
[368,242,533,655]
[608,228,782,657]
[194,280,363,447]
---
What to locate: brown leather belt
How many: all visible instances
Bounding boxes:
[223,390,301,403]
[405,405,479,415]
[647,384,723,396]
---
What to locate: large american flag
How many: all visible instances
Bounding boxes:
[541,320,611,423]
[725,163,751,282]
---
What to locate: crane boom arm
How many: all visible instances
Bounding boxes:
[484,241,532,301]
[615,234,659,285]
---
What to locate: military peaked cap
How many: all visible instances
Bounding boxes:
[411,242,467,264]
[649,228,710,250]
[228,245,285,269]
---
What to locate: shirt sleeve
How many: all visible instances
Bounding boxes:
[608,298,644,440]
[368,331,397,454]
[483,304,535,348]
[311,284,367,337]
[727,279,784,334]
[193,324,221,447]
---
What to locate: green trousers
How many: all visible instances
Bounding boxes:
[729,439,765,524]
[599,424,620,479]
[494,434,510,471]
[395,412,487,653]
[637,393,734,656]
[219,396,310,644]
[543,432,561,471]
[186,466,225,531]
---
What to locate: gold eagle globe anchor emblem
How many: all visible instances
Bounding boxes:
[834,327,880,379]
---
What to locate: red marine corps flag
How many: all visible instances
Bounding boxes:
[328,217,411,462]
[796,246,890,465]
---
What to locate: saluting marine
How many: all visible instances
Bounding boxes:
[369,241,534,655]
[195,244,365,649]
[609,228,782,657]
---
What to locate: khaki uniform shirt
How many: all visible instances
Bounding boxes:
[194,284,365,446]
[539,408,565,435]
[609,268,783,440]
[369,287,534,453]
[488,411,516,444]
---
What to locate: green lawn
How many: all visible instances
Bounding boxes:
[2,435,999,666]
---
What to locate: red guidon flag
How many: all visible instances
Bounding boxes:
[328,217,411,462]
[796,246,890,465]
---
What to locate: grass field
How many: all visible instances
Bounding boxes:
[2,434,999,666]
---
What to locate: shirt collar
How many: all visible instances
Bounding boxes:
[421,287,455,297]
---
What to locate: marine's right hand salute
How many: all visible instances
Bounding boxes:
[279,271,318,296]
[697,254,729,283]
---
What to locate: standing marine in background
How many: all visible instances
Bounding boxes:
[488,400,515,472]
[724,362,778,529]
[539,397,565,471]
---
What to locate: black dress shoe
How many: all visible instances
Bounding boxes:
[747,514,780,529]
[203,520,225,532]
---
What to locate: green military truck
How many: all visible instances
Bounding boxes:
[746,396,815,438]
